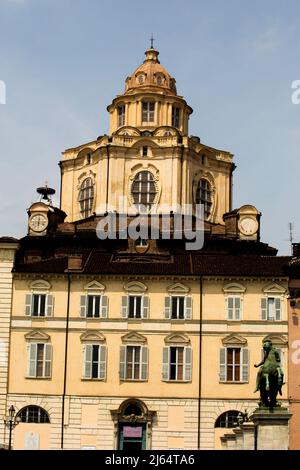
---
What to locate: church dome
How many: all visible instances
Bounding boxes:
[125,48,177,95]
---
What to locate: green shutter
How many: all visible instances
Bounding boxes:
[241,348,249,382]
[25,294,32,316]
[261,298,267,320]
[141,346,148,380]
[99,345,107,379]
[84,345,93,379]
[80,295,87,318]
[219,348,226,382]
[44,344,52,377]
[164,297,171,319]
[184,347,192,381]
[142,296,149,319]
[28,343,37,377]
[46,295,54,317]
[185,297,192,320]
[121,296,128,318]
[162,347,169,381]
[275,298,281,321]
[119,346,126,380]
[101,296,108,318]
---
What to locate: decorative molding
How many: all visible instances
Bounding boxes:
[123,281,147,293]
[84,281,106,292]
[0,249,17,262]
[167,282,190,294]
[121,331,147,344]
[25,330,50,342]
[164,332,190,345]
[223,283,246,294]
[222,334,247,347]
[263,334,288,348]
[80,331,106,343]
[262,283,286,295]
[29,280,51,291]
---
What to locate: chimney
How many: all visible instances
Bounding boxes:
[67,254,83,271]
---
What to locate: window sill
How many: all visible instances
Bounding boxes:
[25,376,52,380]
[162,380,191,383]
[120,379,148,382]
[219,381,249,384]
[81,378,106,382]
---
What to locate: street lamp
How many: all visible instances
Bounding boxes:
[3,405,21,450]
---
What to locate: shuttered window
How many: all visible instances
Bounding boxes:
[165,296,192,320]
[162,346,192,382]
[142,101,155,122]
[80,295,108,318]
[27,343,52,378]
[25,294,54,317]
[261,297,281,321]
[226,296,242,320]
[119,345,148,381]
[121,296,149,319]
[83,344,106,380]
[219,347,249,382]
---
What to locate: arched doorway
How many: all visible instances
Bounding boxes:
[111,399,156,450]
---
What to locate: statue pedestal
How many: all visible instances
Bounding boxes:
[250,407,292,450]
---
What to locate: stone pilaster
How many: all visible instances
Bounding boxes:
[0,239,19,448]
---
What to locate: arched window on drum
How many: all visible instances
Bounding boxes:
[131,171,157,212]
[79,177,94,218]
[195,178,212,220]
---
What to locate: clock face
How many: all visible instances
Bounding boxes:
[239,217,258,236]
[29,213,48,232]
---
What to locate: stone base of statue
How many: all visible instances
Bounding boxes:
[250,406,292,450]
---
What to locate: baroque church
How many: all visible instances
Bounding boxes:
[0,45,292,450]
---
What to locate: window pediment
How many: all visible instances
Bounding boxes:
[262,283,286,295]
[121,332,147,344]
[123,281,147,293]
[263,335,288,348]
[80,331,106,343]
[84,281,106,292]
[29,280,51,291]
[223,283,246,294]
[25,330,50,342]
[164,333,190,345]
[167,282,190,294]
[222,334,247,347]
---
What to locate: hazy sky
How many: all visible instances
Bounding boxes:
[0,0,300,254]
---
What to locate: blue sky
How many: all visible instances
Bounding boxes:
[0,0,300,254]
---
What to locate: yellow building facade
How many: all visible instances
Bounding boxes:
[1,46,291,450]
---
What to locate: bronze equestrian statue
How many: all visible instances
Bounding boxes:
[254,339,284,408]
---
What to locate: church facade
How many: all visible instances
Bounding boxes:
[0,46,291,450]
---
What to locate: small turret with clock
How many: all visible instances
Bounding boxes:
[223,204,261,241]
[27,185,66,236]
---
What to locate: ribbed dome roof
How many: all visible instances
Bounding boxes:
[125,48,177,95]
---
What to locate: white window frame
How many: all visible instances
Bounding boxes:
[219,347,249,383]
[25,293,54,317]
[261,296,282,321]
[119,345,148,381]
[83,344,107,380]
[80,294,108,319]
[226,295,243,321]
[121,295,149,319]
[164,295,192,320]
[27,343,52,378]
[162,346,192,382]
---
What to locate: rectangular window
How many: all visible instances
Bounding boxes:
[32,294,46,316]
[83,344,106,380]
[28,343,52,378]
[261,297,281,321]
[120,345,148,381]
[87,295,101,318]
[226,296,242,320]
[162,346,192,382]
[142,146,148,157]
[118,105,125,127]
[219,347,249,383]
[142,101,155,122]
[128,296,142,318]
[171,297,185,319]
[172,106,180,127]
[25,294,54,317]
